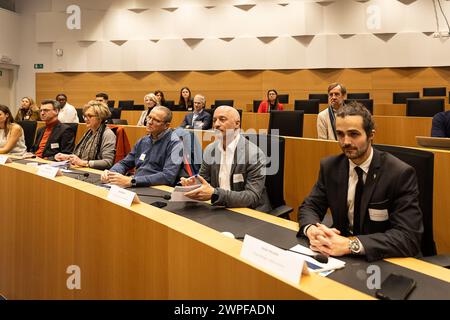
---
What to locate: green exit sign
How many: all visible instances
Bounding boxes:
[34,64,44,69]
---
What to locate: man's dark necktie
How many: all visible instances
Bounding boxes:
[353,166,365,235]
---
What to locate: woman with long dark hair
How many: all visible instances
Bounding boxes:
[178,87,193,111]
[0,104,27,156]
[257,89,284,113]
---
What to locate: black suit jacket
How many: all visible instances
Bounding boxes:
[180,110,212,130]
[31,122,76,160]
[298,148,423,261]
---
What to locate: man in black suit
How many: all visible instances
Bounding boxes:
[31,99,75,160]
[299,101,423,262]
[179,94,212,130]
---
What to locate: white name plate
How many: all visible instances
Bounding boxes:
[37,165,62,178]
[0,155,12,165]
[107,185,140,207]
[240,235,307,284]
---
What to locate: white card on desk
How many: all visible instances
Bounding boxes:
[37,165,62,178]
[0,155,12,165]
[170,184,203,202]
[240,235,308,284]
[289,244,346,273]
[107,185,140,207]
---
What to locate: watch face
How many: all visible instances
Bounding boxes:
[350,240,360,252]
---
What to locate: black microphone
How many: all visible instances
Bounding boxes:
[63,171,90,181]
[135,193,171,200]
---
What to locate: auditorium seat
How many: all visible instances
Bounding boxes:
[308,93,328,104]
[406,98,444,117]
[393,92,420,104]
[423,87,446,97]
[277,94,289,104]
[345,99,373,114]
[253,100,262,112]
[294,99,320,114]
[17,120,37,152]
[118,100,134,110]
[347,93,370,99]
[269,110,304,137]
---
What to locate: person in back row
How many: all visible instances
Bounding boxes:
[101,106,182,188]
[137,93,160,126]
[180,105,270,212]
[55,101,116,170]
[31,100,75,160]
[317,82,346,140]
[431,110,450,138]
[0,104,27,156]
[15,96,40,122]
[299,101,423,262]
[179,94,212,130]
[257,89,283,113]
[56,93,79,123]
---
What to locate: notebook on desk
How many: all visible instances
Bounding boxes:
[416,136,450,150]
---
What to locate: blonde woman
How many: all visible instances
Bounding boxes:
[14,97,40,121]
[0,105,27,156]
[55,101,116,170]
[137,93,160,126]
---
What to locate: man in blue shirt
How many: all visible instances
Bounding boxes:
[101,106,183,187]
[431,110,450,138]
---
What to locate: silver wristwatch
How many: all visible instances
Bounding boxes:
[348,237,361,254]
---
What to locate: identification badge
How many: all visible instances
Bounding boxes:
[51,143,59,149]
[139,154,146,161]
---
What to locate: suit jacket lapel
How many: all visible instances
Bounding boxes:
[336,157,350,234]
[359,148,382,232]
[229,136,244,186]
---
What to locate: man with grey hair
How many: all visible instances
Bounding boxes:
[101,106,183,188]
[179,94,212,130]
[317,82,347,140]
[180,105,271,212]
[31,99,75,160]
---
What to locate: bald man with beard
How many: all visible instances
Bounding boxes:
[181,106,271,212]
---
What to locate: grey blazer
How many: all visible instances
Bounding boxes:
[200,135,271,212]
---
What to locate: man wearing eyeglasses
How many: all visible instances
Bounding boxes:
[101,106,183,188]
[30,99,76,160]
[317,83,347,140]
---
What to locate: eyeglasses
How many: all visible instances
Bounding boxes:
[83,114,97,119]
[146,116,166,125]
[40,109,54,113]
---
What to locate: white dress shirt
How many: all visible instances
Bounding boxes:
[58,102,79,123]
[218,132,241,191]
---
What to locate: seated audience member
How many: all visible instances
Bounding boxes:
[180,106,270,212]
[431,110,450,138]
[317,82,346,140]
[257,89,283,113]
[95,92,109,105]
[14,97,40,121]
[178,87,193,111]
[298,102,423,262]
[179,94,212,130]
[31,100,75,160]
[101,106,182,188]
[55,101,116,170]
[0,105,27,156]
[154,90,166,107]
[56,93,79,123]
[137,93,160,126]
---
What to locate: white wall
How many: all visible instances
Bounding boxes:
[13,0,450,108]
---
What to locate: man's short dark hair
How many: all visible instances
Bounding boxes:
[336,101,374,137]
[328,82,347,96]
[96,92,109,100]
[41,99,61,111]
[55,93,67,100]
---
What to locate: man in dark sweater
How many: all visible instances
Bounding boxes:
[101,106,183,188]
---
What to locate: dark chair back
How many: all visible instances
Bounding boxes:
[406,98,445,117]
[269,110,304,137]
[76,108,85,123]
[66,123,78,137]
[308,93,328,104]
[294,99,320,114]
[107,100,115,108]
[118,100,134,110]
[393,92,420,104]
[347,93,370,99]
[423,87,446,97]
[242,133,292,218]
[345,99,373,114]
[108,108,122,121]
[374,144,436,256]
[253,100,262,112]
[278,94,289,104]
[133,104,145,111]
[111,119,128,125]
[214,100,234,107]
[164,100,175,109]
[17,120,37,152]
